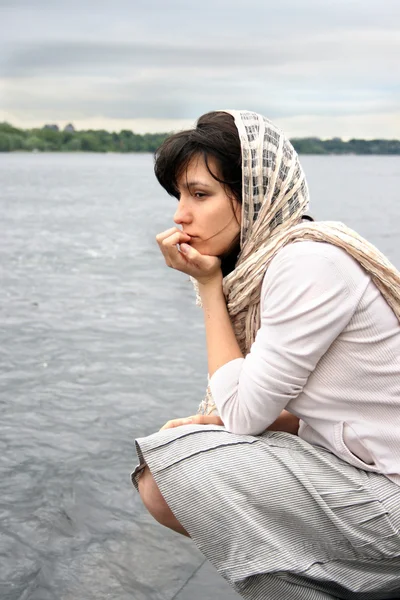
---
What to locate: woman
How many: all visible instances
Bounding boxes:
[132,110,400,599]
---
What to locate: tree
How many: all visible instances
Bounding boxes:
[0,133,11,152]
[65,138,82,151]
[23,136,47,151]
[80,133,101,152]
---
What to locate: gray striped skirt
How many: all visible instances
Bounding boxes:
[131,425,400,600]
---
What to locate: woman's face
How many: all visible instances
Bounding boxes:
[173,155,241,257]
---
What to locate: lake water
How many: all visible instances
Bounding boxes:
[1,153,399,600]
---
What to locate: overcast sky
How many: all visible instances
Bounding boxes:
[1,0,399,138]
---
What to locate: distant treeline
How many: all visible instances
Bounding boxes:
[1,122,400,155]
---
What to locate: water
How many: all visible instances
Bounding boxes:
[0,153,399,600]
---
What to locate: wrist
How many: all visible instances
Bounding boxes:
[197,271,223,288]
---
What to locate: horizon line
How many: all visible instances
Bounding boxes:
[2,122,400,143]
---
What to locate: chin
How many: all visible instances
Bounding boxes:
[200,245,221,257]
[190,240,210,254]
[190,239,225,257]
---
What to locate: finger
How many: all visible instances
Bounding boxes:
[157,229,186,265]
[160,231,191,251]
[179,243,202,262]
[159,415,224,431]
[160,418,193,431]
[160,419,177,430]
[160,233,192,267]
[155,227,179,244]
[156,228,190,245]
[191,415,224,426]
[160,421,173,431]
[179,243,215,270]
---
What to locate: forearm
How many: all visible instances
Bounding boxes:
[266,410,299,435]
[198,278,243,377]
[198,278,298,436]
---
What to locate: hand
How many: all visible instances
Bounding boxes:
[160,414,224,431]
[156,227,222,285]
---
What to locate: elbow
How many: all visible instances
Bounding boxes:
[226,423,266,436]
[220,404,266,436]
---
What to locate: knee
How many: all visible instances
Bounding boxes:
[138,466,173,525]
[138,466,190,537]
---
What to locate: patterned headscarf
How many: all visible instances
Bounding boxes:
[196,110,400,415]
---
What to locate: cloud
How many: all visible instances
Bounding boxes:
[1,0,399,136]
[2,28,400,78]
[2,70,398,126]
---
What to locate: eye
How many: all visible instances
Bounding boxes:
[194,192,207,199]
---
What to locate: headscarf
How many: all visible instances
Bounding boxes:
[195,110,400,415]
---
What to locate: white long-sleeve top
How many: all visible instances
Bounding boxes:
[210,241,400,486]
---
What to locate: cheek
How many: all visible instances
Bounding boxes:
[204,204,232,233]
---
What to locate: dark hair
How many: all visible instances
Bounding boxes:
[154,111,243,276]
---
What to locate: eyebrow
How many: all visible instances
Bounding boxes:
[181,180,213,189]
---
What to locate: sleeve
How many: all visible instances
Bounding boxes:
[209,244,359,435]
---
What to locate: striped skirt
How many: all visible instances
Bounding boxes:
[131,425,400,600]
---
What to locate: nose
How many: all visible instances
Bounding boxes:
[173,197,192,226]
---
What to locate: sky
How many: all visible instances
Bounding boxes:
[1,0,400,139]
